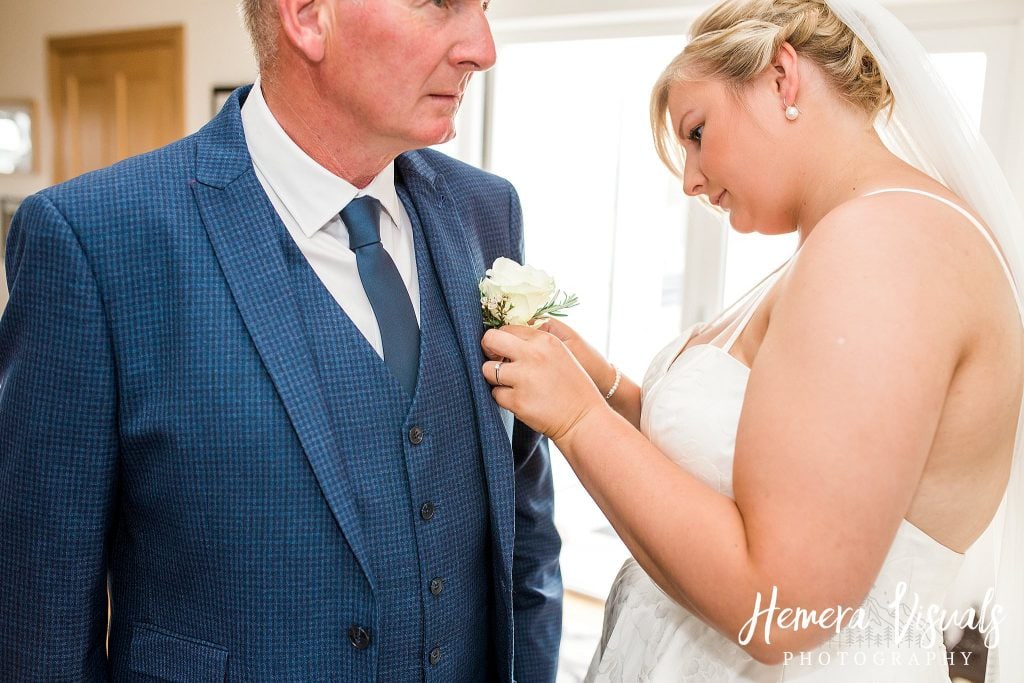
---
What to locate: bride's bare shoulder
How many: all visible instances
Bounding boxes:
[801,187,1004,295]
[775,186,1020,379]
[775,186,1015,353]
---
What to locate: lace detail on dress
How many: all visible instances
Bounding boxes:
[589,560,748,682]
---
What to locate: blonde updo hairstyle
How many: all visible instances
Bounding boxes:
[651,0,894,177]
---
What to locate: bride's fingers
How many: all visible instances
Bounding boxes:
[490,385,515,411]
[498,325,544,341]
[539,318,573,341]
[481,346,505,361]
[481,328,524,360]
[482,360,515,388]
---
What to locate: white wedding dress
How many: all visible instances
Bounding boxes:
[584,189,1013,682]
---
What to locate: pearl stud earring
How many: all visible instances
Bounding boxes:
[785,104,801,121]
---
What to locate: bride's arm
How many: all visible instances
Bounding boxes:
[540,318,643,428]
[482,203,977,664]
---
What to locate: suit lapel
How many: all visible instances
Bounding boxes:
[189,88,376,591]
[395,155,516,587]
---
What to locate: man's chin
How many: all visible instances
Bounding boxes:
[392,116,460,152]
[423,125,457,148]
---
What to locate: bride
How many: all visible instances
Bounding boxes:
[481,0,1024,680]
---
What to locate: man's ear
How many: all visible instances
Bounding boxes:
[772,41,802,109]
[276,0,331,63]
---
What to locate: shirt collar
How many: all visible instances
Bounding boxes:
[241,78,404,239]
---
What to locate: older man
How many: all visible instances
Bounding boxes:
[0,0,562,679]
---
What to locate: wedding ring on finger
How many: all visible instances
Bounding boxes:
[494,361,505,387]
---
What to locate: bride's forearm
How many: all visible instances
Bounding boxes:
[552,406,802,663]
[557,330,642,427]
[580,354,641,428]
[554,407,754,620]
[605,374,642,428]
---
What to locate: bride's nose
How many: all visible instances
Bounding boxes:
[683,153,707,197]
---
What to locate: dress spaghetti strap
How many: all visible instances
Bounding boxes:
[702,187,1018,359]
[864,187,1022,311]
[717,276,779,352]
[711,263,793,353]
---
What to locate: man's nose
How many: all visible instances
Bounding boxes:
[452,6,497,72]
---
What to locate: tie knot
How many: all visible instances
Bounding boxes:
[341,195,382,250]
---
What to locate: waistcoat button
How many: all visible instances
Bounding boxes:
[408,425,424,445]
[348,625,371,650]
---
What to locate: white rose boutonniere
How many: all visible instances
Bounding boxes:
[479,257,579,329]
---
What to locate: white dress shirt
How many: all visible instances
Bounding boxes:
[240,79,420,360]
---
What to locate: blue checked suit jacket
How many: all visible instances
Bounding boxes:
[0,86,562,681]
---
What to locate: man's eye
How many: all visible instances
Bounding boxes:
[430,0,489,11]
[688,124,704,145]
[430,0,490,10]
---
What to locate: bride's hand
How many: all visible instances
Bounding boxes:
[481,325,609,442]
[537,319,618,397]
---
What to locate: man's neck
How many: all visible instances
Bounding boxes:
[261,72,399,189]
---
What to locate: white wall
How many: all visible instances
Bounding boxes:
[0,0,257,199]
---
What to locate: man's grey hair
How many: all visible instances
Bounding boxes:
[238,0,279,70]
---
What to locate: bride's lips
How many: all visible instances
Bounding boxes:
[711,191,726,207]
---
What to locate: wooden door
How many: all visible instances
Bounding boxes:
[48,26,183,184]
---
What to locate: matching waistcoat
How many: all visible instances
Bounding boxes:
[281,187,495,681]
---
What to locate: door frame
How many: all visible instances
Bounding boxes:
[47,25,184,184]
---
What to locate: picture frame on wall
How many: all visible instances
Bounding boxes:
[0,196,17,310]
[211,85,245,118]
[0,99,39,175]
[2,195,21,242]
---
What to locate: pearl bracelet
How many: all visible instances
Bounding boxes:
[604,364,622,401]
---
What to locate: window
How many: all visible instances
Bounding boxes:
[484,35,697,607]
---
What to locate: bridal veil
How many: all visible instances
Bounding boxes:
[824,1,1024,679]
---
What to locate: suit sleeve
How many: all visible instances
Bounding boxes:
[506,185,564,682]
[0,194,118,679]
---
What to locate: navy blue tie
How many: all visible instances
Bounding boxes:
[341,196,420,395]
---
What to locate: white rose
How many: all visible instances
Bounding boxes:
[479,258,556,326]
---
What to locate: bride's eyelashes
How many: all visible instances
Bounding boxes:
[688,124,705,146]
